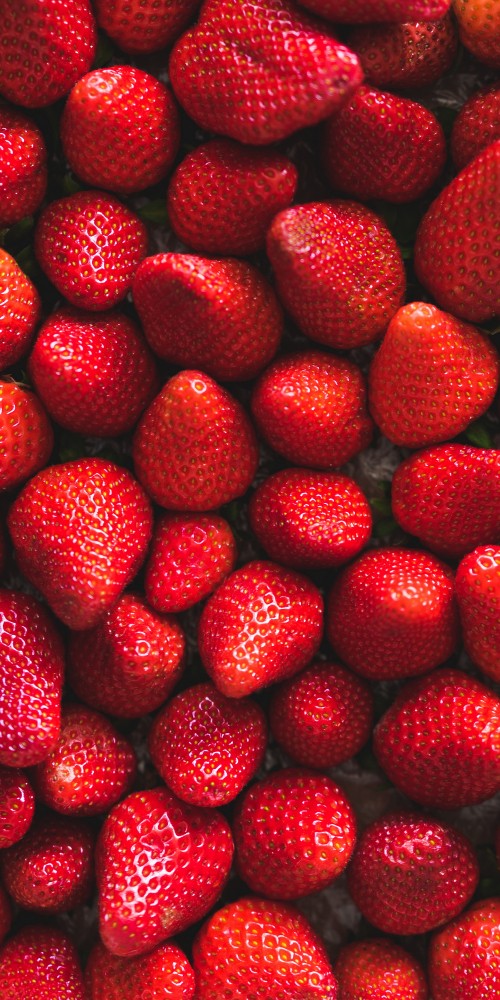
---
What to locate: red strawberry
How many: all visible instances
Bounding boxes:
[0,767,35,847]
[335,939,428,1000]
[297,0,451,21]
[0,926,85,1000]
[391,445,500,558]
[198,560,323,698]
[0,886,10,945]
[267,202,405,349]
[349,16,457,90]
[67,592,185,717]
[34,190,148,312]
[455,545,500,681]
[93,0,201,53]
[0,0,96,108]
[251,351,373,469]
[132,254,283,382]
[0,103,47,227]
[429,898,500,999]
[369,302,499,448]
[192,897,338,999]
[234,768,356,899]
[0,250,41,370]
[61,67,180,195]
[0,590,64,767]
[8,458,153,630]
[269,659,374,769]
[323,86,446,203]
[249,468,372,569]
[169,0,362,145]
[453,0,500,67]
[85,939,196,1000]
[96,787,233,957]
[132,371,259,511]
[144,513,237,614]
[0,381,53,491]
[167,139,298,256]
[414,139,500,323]
[374,667,500,808]
[451,84,500,170]
[28,307,158,436]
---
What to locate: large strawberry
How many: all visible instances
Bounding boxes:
[0,250,40,370]
[349,16,457,90]
[335,939,428,1000]
[451,84,500,170]
[453,0,500,67]
[0,767,34,848]
[0,103,47,227]
[0,381,53,491]
[0,926,85,1000]
[93,0,201,53]
[85,940,196,1000]
[455,545,500,681]
[297,0,451,20]
[429,898,500,999]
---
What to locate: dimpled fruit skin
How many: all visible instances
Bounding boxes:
[453,0,500,67]
[429,898,500,999]
[0,104,47,226]
[297,0,451,20]
[0,926,85,999]
[335,938,428,1000]
[451,84,500,170]
[148,682,267,807]
[198,560,324,698]
[94,0,201,54]
[267,202,405,350]
[85,939,196,1000]
[0,381,53,491]
[8,458,153,631]
[0,767,34,848]
[455,546,500,681]
[349,16,457,90]
[0,249,41,369]
[374,668,500,808]
[192,896,338,999]
[96,787,234,957]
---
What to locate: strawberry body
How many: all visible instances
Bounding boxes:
[349,16,457,90]
[429,898,500,999]
[451,84,500,170]
[0,767,34,847]
[85,940,196,1000]
[0,104,47,226]
[94,0,201,53]
[335,939,428,1000]
[0,250,41,370]
[297,0,451,21]
[0,926,85,1000]
[455,545,500,681]
[0,381,53,491]
[453,0,500,67]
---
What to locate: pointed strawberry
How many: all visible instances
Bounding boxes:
[349,16,457,90]
[0,381,53,491]
[85,939,196,1000]
[451,84,500,170]
[453,0,500,67]
[429,898,500,999]
[335,938,428,1000]
[0,926,85,1000]
[0,767,35,848]
[0,103,47,227]
[297,0,451,21]
[455,545,500,682]
[0,250,40,370]
[93,0,201,54]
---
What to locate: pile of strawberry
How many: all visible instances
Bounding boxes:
[0,0,499,997]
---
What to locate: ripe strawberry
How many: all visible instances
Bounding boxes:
[0,590,64,767]
[149,682,267,807]
[0,767,35,847]
[429,898,500,999]
[0,250,41,370]
[267,202,405,349]
[85,939,196,1000]
[34,190,148,312]
[0,926,85,1000]
[414,139,500,323]
[374,668,500,808]
[453,0,500,67]
[28,307,158,436]
[0,0,96,108]
[8,458,153,630]
[297,0,451,20]
[170,0,362,145]
[0,103,47,226]
[0,381,53,491]
[192,897,338,999]
[249,468,372,569]
[234,768,356,899]
[349,16,457,90]
[369,302,499,448]
[67,592,185,717]
[132,371,258,511]
[132,254,283,382]
[0,886,10,945]
[335,939,428,1000]
[251,351,373,469]
[455,545,500,681]
[167,139,298,256]
[96,787,233,957]
[61,67,180,195]
[198,560,323,698]
[323,86,446,203]
[93,0,201,53]
[451,84,500,170]
[391,445,500,558]
[144,513,237,614]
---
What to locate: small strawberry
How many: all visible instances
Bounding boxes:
[0,926,85,1000]
[374,667,500,808]
[455,545,500,681]
[251,351,373,469]
[267,202,405,349]
[0,103,47,227]
[8,458,153,630]
[132,371,259,511]
[93,0,201,53]
[85,939,196,1000]
[0,767,35,848]
[335,938,428,1000]
[0,886,10,945]
[414,139,500,323]
[349,16,457,90]
[34,190,148,312]
[132,254,283,382]
[297,0,451,20]
[451,84,500,170]
[0,250,41,370]
[0,381,53,491]
[429,898,500,999]
[198,560,323,698]
[453,0,500,67]
[167,139,298,256]
[96,787,233,957]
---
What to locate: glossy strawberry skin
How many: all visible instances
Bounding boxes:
[451,84,500,170]
[429,898,500,999]
[349,16,457,90]
[93,0,201,53]
[85,939,196,1000]
[0,381,53,491]
[0,103,47,226]
[455,546,500,682]
[297,0,451,21]
[0,926,85,1000]
[0,767,35,847]
[335,938,428,1000]
[0,250,41,370]
[453,0,500,67]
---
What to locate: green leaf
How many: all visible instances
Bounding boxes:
[137,200,168,226]
[465,421,494,449]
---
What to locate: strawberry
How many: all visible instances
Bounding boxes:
[391,445,500,558]
[368,302,500,448]
[297,0,452,20]
[0,767,35,847]
[0,250,41,370]
[251,351,373,469]
[132,371,258,511]
[0,0,96,108]
[0,926,85,1000]
[249,468,372,569]
[192,897,338,999]
[335,939,428,1000]
[451,84,500,170]
[132,254,283,382]
[348,16,457,90]
[0,381,53,491]
[269,659,374,769]
[8,458,153,630]
[85,939,196,1000]
[198,560,323,698]
[0,886,10,945]
[455,545,500,681]
[96,786,233,957]
[93,0,201,53]
[0,103,47,227]
[28,307,158,437]
[166,139,298,256]
[266,202,405,349]
[453,0,500,67]
[170,0,362,145]
[149,682,267,807]
[429,898,500,999]
[67,592,185,717]
[34,190,148,312]
[414,139,500,323]
[144,513,237,614]
[323,86,446,203]
[234,768,356,899]
[0,590,64,767]
[374,668,500,808]
[61,67,180,195]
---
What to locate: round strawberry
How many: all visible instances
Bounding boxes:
[429,898,500,999]
[335,938,428,1000]
[298,0,451,20]
[451,84,500,170]
[349,16,457,90]
[0,926,85,1000]
[456,546,500,681]
[93,0,201,53]
[0,381,53,491]
[0,103,47,226]
[453,0,500,67]
[0,250,41,370]
[0,767,34,848]
[85,939,196,1000]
